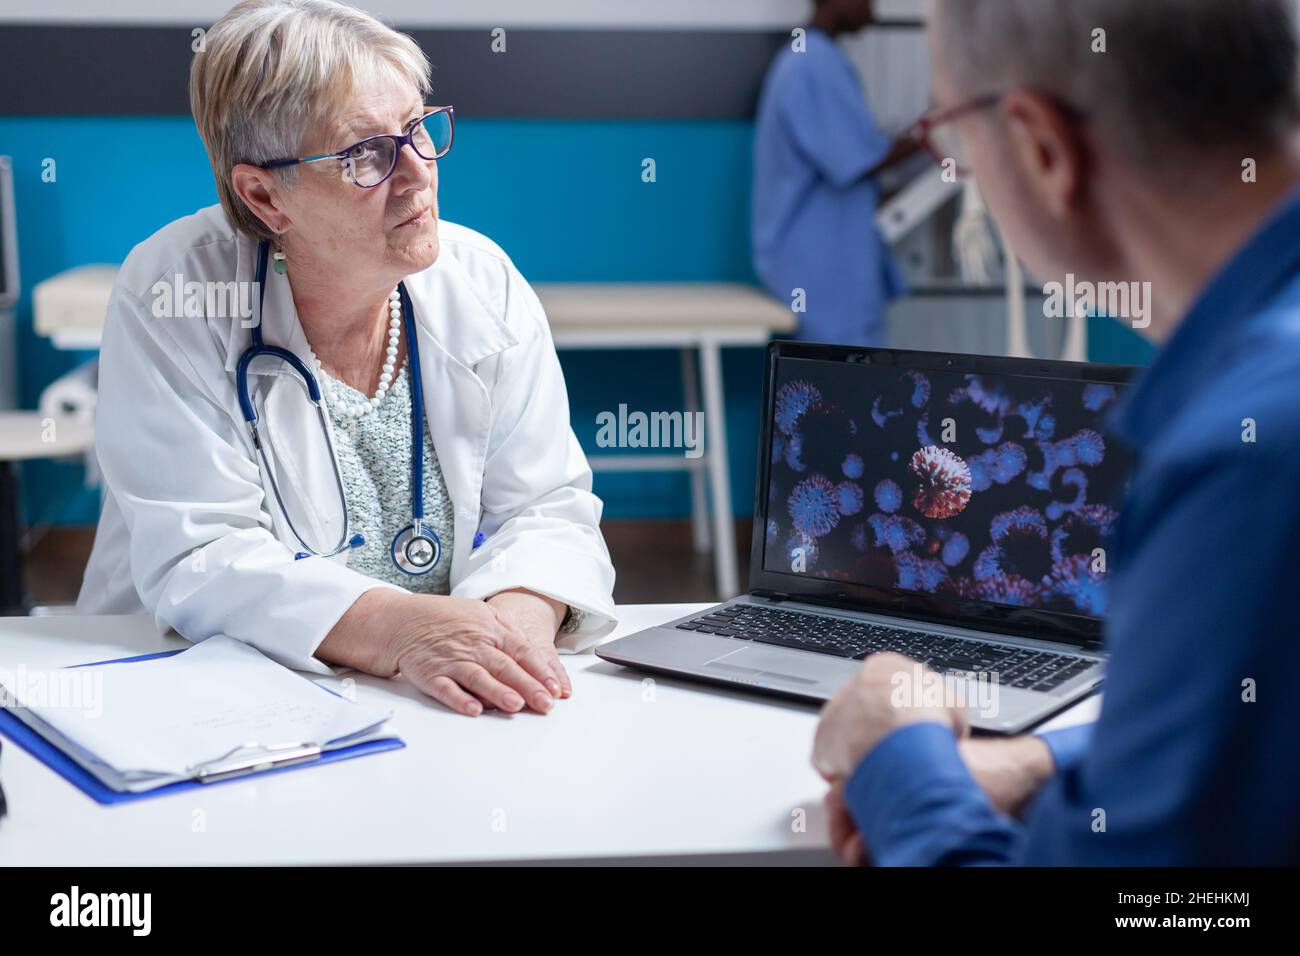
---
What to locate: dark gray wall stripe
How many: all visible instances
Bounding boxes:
[0,22,923,119]
[0,25,788,118]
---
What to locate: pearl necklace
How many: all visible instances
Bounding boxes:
[318,288,403,419]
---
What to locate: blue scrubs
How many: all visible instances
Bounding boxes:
[752,27,906,346]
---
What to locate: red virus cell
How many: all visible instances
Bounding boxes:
[908,445,972,519]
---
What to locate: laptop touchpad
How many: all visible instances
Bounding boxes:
[704,647,838,686]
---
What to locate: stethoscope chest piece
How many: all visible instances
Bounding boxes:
[392,522,441,576]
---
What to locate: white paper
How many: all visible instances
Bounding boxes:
[0,635,393,787]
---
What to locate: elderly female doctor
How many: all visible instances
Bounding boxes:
[75,0,617,717]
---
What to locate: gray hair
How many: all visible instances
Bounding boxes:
[190,0,432,241]
[931,0,1300,168]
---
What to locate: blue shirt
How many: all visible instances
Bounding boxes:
[751,27,906,346]
[843,186,1300,866]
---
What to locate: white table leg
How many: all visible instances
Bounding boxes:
[680,348,710,554]
[699,338,739,598]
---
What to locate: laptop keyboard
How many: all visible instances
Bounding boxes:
[675,604,1096,692]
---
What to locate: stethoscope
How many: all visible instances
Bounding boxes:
[235,239,442,576]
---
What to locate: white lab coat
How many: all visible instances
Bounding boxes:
[76,204,618,673]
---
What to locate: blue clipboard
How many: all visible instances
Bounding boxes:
[0,649,405,806]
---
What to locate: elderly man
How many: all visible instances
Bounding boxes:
[814,0,1300,865]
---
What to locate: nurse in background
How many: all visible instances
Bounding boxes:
[752,0,920,346]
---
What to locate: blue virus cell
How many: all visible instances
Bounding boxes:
[867,512,925,553]
[978,507,1053,585]
[907,371,932,408]
[968,441,1029,492]
[771,433,786,464]
[1014,396,1056,440]
[890,451,899,462]
[941,531,970,568]
[973,546,1001,582]
[1045,467,1088,521]
[1060,428,1105,467]
[1028,429,1105,489]
[784,432,807,472]
[783,531,819,570]
[896,552,949,592]
[948,376,1012,417]
[1050,504,1117,563]
[871,396,904,429]
[1044,554,1106,615]
[977,574,1041,607]
[774,380,821,436]
[835,480,865,516]
[1082,383,1118,412]
[874,478,903,514]
[916,414,936,448]
[976,420,1004,445]
[992,505,1048,543]
[787,474,840,537]
[841,453,865,479]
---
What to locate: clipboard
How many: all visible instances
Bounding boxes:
[0,649,405,806]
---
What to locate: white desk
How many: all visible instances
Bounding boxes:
[0,605,1098,866]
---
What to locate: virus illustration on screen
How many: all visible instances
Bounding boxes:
[908,445,973,519]
[975,505,1053,599]
[835,480,865,516]
[895,551,949,591]
[787,474,840,537]
[774,380,822,436]
[1082,383,1118,412]
[865,512,926,553]
[940,530,970,567]
[1027,428,1106,490]
[1043,554,1107,615]
[1049,504,1117,563]
[967,441,1028,492]
[874,478,903,513]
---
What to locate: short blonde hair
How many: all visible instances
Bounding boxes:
[190,0,432,241]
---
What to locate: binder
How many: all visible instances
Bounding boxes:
[0,649,405,806]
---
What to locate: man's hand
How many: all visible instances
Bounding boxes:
[824,779,868,866]
[486,588,572,699]
[812,652,967,781]
[957,735,1056,817]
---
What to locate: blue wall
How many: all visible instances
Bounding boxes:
[0,115,1151,527]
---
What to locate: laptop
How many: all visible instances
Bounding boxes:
[597,343,1136,733]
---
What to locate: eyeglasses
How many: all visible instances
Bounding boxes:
[261,106,455,188]
[905,94,1001,179]
[907,92,1088,179]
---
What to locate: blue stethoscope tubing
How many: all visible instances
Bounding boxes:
[235,239,441,575]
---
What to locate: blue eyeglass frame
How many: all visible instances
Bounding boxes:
[260,105,455,188]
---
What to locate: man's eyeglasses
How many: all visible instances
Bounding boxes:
[907,92,1088,179]
[261,106,455,188]
[905,94,1001,179]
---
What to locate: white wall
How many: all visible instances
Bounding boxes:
[0,0,927,29]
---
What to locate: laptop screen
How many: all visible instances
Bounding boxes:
[762,355,1131,620]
